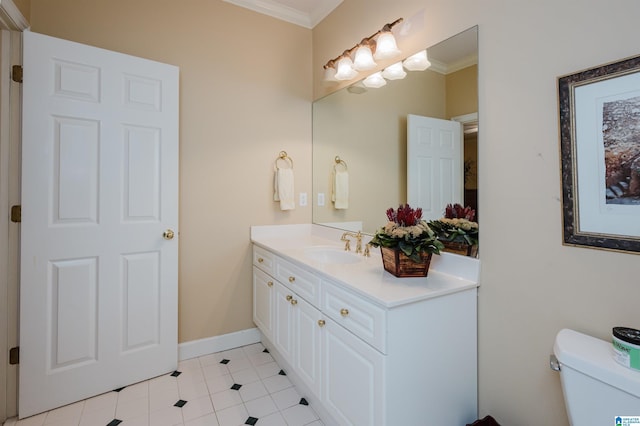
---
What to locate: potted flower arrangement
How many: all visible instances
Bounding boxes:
[368,204,444,277]
[428,203,479,257]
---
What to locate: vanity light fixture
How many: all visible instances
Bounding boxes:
[334,53,359,81]
[381,62,406,80]
[402,49,431,71]
[362,71,387,88]
[323,18,403,83]
[373,23,401,60]
[352,39,377,71]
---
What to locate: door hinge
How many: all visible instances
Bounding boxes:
[9,346,19,365]
[11,65,22,83]
[10,205,21,223]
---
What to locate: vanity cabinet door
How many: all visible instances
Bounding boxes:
[252,267,274,341]
[293,296,322,399]
[323,318,385,426]
[273,281,295,364]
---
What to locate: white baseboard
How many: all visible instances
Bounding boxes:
[178,328,261,361]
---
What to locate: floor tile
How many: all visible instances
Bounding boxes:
[254,411,288,426]
[184,413,220,426]
[181,395,214,423]
[230,368,260,386]
[262,374,293,394]
[270,387,302,411]
[280,404,319,426]
[255,362,280,380]
[5,343,326,426]
[238,381,269,403]
[214,404,248,426]
[243,395,278,418]
[210,389,243,412]
[149,405,184,426]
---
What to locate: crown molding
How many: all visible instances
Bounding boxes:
[223,0,342,29]
[0,0,28,31]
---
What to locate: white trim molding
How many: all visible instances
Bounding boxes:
[178,328,262,361]
[0,0,28,31]
[222,0,342,29]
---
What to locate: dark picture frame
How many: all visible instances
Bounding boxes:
[559,55,640,253]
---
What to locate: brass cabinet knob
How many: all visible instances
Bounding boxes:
[318,319,325,327]
[267,281,273,287]
[286,295,293,301]
[288,276,295,283]
[163,229,175,240]
[340,308,349,317]
[258,257,264,263]
[290,299,298,306]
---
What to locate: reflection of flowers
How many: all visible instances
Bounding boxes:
[428,203,479,246]
[368,204,443,262]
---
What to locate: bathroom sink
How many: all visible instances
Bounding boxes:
[303,246,362,264]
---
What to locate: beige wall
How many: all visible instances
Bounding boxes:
[29,0,313,343]
[315,1,640,425]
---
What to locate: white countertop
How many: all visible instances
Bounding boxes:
[251,224,480,308]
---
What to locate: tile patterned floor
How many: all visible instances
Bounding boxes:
[3,343,324,426]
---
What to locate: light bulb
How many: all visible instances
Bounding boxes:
[353,45,377,71]
[334,56,358,81]
[403,50,431,71]
[381,62,406,80]
[362,72,387,88]
[374,31,400,60]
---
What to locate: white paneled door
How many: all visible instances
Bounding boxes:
[19,31,179,418]
[407,114,463,221]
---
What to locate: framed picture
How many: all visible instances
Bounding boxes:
[559,54,640,253]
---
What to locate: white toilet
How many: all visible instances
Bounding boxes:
[552,328,640,425]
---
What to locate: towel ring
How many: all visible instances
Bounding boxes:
[275,151,293,169]
[334,156,348,171]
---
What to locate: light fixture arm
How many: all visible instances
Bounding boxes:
[323,18,403,69]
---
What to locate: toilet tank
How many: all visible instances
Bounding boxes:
[553,329,640,426]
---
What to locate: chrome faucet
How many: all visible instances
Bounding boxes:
[340,231,363,254]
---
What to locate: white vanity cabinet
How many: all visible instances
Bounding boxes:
[251,228,479,426]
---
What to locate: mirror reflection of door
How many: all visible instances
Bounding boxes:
[407,114,463,221]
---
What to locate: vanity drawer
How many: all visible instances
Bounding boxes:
[253,245,275,275]
[275,257,321,306]
[322,280,387,353]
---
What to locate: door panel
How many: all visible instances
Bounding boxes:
[20,31,179,418]
[407,114,463,221]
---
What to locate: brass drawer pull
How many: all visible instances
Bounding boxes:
[267,281,273,287]
[286,295,293,301]
[290,299,298,306]
[258,257,264,263]
[318,319,326,327]
[340,308,349,317]
[288,276,295,283]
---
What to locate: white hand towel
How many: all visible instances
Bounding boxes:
[332,170,349,209]
[274,168,295,210]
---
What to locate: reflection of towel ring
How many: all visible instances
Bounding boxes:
[334,156,348,171]
[275,151,293,169]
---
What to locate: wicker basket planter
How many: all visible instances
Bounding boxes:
[441,241,478,257]
[380,246,433,278]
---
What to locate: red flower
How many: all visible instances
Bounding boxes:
[444,203,475,222]
[386,204,423,226]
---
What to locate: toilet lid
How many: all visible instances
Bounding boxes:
[554,328,640,398]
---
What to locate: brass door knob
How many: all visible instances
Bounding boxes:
[340,308,349,317]
[318,319,325,327]
[163,229,175,240]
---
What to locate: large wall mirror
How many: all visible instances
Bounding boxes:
[312,26,478,236]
